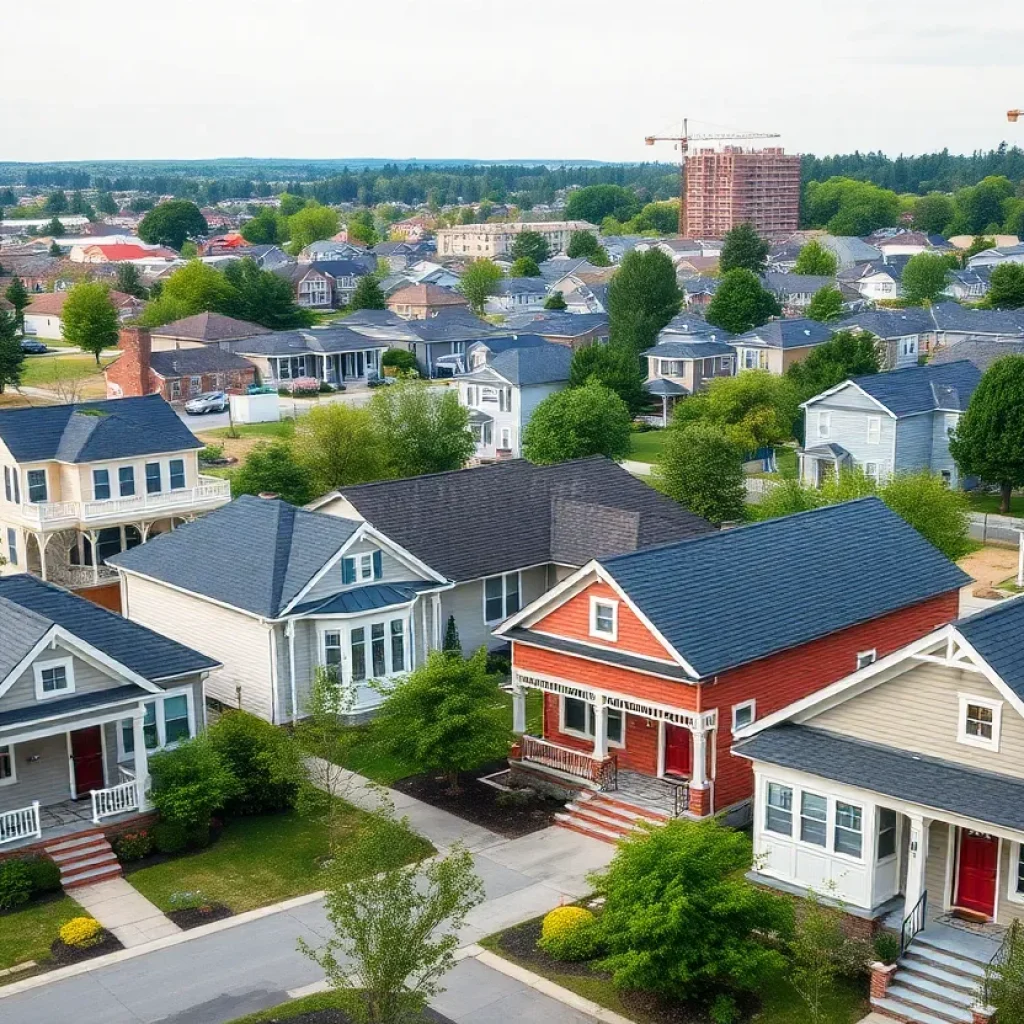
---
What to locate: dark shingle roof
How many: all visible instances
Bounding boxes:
[331,457,712,581]
[150,312,271,342]
[110,495,362,617]
[503,312,608,337]
[836,307,934,339]
[232,327,389,357]
[291,581,440,616]
[643,339,735,359]
[929,301,1024,337]
[732,318,833,349]
[149,348,255,377]
[600,498,968,679]
[735,724,1024,833]
[645,378,689,397]
[955,596,1024,701]
[0,686,148,730]
[485,343,572,385]
[0,394,202,463]
[931,339,1024,373]
[849,360,980,416]
[0,575,218,683]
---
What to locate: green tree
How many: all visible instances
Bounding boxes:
[786,330,879,403]
[381,348,417,373]
[565,184,641,224]
[912,193,955,235]
[46,217,64,237]
[755,477,826,520]
[148,736,238,829]
[114,262,146,299]
[793,240,838,277]
[901,252,951,304]
[61,282,119,363]
[568,342,645,414]
[139,260,237,326]
[592,820,792,1004]
[705,269,781,334]
[987,263,1024,309]
[0,310,25,394]
[96,192,118,215]
[349,274,386,310]
[232,440,315,505]
[956,176,1015,234]
[522,379,632,464]
[293,403,387,494]
[371,384,474,477]
[881,471,971,560]
[138,200,208,250]
[288,203,341,254]
[372,649,510,792]
[805,285,845,323]
[346,209,378,246]
[180,241,199,260]
[566,230,609,264]
[458,259,503,313]
[986,921,1024,1023]
[223,258,313,329]
[49,240,61,257]
[442,616,462,655]
[510,256,541,277]
[629,200,680,235]
[963,235,997,261]
[607,248,681,354]
[544,291,567,310]
[656,422,745,523]
[4,277,29,328]
[241,208,287,245]
[278,192,308,217]
[719,223,770,274]
[510,230,549,264]
[803,178,901,236]
[45,190,68,214]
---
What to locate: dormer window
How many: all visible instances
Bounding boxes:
[34,657,75,700]
[343,550,383,585]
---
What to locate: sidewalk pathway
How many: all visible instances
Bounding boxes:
[74,878,181,948]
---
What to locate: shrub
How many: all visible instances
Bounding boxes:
[538,906,600,961]
[198,443,224,462]
[382,347,417,372]
[495,788,534,810]
[0,859,33,910]
[23,856,61,894]
[152,820,190,855]
[112,830,155,863]
[148,735,238,828]
[168,890,213,912]
[710,994,740,1024]
[59,917,103,949]
[873,932,901,966]
[318,381,334,393]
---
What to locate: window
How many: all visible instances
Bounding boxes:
[6,527,17,566]
[732,700,756,734]
[189,376,202,395]
[863,461,880,484]
[359,553,374,581]
[33,657,74,700]
[958,694,1002,751]
[866,416,881,444]
[1016,845,1024,900]
[765,783,793,836]
[0,744,12,785]
[170,380,181,399]
[169,459,186,490]
[817,411,832,439]
[590,597,618,640]
[145,463,162,494]
[466,385,478,407]
[500,427,511,449]
[661,359,685,377]
[371,623,386,677]
[498,388,511,412]
[323,630,342,668]
[856,649,877,670]
[900,337,917,357]
[351,627,366,682]
[390,619,405,673]
[4,466,20,504]
[93,468,111,500]
[561,697,623,745]
[877,808,898,861]
[800,792,828,847]
[120,693,192,758]
[26,469,47,504]
[163,695,190,744]
[834,801,863,857]
[118,466,135,497]
[484,572,520,623]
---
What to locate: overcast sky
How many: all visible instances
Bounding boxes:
[5,0,1024,164]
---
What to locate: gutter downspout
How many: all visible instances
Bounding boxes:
[286,619,298,725]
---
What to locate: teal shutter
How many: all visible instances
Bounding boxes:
[372,550,383,579]
[342,557,356,584]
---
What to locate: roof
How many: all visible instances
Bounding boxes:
[26,290,137,316]
[149,348,255,377]
[645,378,689,397]
[847,360,981,416]
[762,273,834,294]
[0,394,202,463]
[303,260,371,279]
[232,327,389,357]
[110,495,363,618]
[493,277,549,296]
[929,301,1024,337]
[485,343,573,386]
[836,307,934,339]
[735,724,1024,834]
[732,318,833,349]
[800,443,850,458]
[291,580,440,617]
[930,339,1024,372]
[643,338,735,360]
[81,244,176,261]
[0,574,217,685]
[387,283,468,307]
[503,311,608,337]
[955,596,1024,702]
[471,334,549,356]
[661,312,731,339]
[329,456,712,581]
[599,498,969,679]
[150,312,271,342]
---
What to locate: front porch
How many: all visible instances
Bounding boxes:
[268,348,382,387]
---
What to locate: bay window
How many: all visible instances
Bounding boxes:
[169,459,186,490]
[119,690,193,759]
[371,623,386,677]
[26,469,47,503]
[323,630,342,670]
[351,628,366,682]
[390,620,405,673]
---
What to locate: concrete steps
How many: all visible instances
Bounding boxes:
[554,792,669,844]
[44,831,121,890]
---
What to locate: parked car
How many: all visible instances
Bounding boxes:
[20,339,48,354]
[184,391,229,415]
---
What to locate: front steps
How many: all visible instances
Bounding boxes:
[554,791,669,844]
[44,831,122,890]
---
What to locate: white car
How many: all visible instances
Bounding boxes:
[184,391,229,415]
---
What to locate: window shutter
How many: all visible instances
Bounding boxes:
[372,550,383,580]
[342,558,356,585]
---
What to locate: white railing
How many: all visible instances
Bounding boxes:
[517,735,616,787]
[91,781,139,824]
[16,501,79,527]
[0,802,41,845]
[117,765,136,783]
[81,476,231,521]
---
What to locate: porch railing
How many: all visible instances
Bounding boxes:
[91,781,139,824]
[899,890,928,957]
[518,735,618,790]
[983,918,1020,1006]
[0,802,41,846]
[670,780,690,818]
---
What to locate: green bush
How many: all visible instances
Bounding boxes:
[198,444,224,462]
[23,855,61,894]
[873,932,901,966]
[0,859,33,910]
[168,889,213,912]
[152,820,190,855]
[538,907,601,962]
[112,830,155,863]
[382,347,417,372]
[149,735,238,828]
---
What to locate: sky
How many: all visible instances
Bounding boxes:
[5,0,1024,164]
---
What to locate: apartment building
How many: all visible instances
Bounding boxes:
[436,221,597,259]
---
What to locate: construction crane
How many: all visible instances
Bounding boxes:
[644,118,781,234]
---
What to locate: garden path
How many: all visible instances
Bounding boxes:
[74,878,181,948]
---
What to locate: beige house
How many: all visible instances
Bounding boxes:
[731,317,834,375]
[385,283,469,320]
[436,221,598,259]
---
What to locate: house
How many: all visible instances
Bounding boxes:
[148,312,272,352]
[868,230,936,257]
[968,243,1024,269]
[297,239,367,262]
[734,596,1024,1018]
[111,495,452,724]
[22,290,142,341]
[436,221,598,259]
[385,283,469,320]
[731,318,834,374]
[798,360,980,488]
[371,241,419,272]
[929,301,1024,351]
[835,307,936,369]
[930,338,1024,372]
[943,266,991,302]
[278,260,372,309]
[642,323,735,424]
[456,340,572,459]
[681,276,719,310]
[69,243,177,265]
[838,260,905,302]
[761,273,835,313]
[819,235,883,268]
[549,268,616,314]
[494,498,968,833]
[503,311,609,350]
[247,245,293,272]
[484,277,549,314]
[0,574,218,862]
[310,456,713,658]
[0,393,231,599]
[389,216,433,242]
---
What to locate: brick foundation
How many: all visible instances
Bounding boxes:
[972,1008,995,1024]
[0,811,158,864]
[869,961,897,1000]
[688,785,711,817]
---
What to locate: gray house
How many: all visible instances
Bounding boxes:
[799,360,981,488]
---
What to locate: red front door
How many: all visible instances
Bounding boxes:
[70,726,105,798]
[664,725,692,777]
[956,830,999,918]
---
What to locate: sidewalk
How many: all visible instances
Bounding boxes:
[75,878,181,948]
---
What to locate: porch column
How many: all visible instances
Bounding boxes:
[511,681,527,734]
[37,532,51,581]
[904,813,931,912]
[431,594,442,647]
[592,697,609,760]
[690,724,708,788]
[132,710,151,812]
[88,530,100,584]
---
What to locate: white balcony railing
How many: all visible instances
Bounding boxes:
[0,802,41,845]
[91,781,139,823]
[517,735,617,788]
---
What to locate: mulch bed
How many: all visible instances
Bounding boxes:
[391,760,564,837]
[167,902,234,930]
[49,929,123,967]
[257,1006,453,1024]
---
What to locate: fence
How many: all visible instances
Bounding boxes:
[969,512,1024,548]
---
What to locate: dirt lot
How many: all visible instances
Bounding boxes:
[958,545,1019,591]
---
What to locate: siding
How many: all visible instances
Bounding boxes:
[893,414,934,474]
[930,411,960,484]
[0,733,73,813]
[804,392,896,481]
[300,538,421,606]
[443,565,548,654]
[1,645,132,713]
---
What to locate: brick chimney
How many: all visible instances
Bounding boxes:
[106,326,153,399]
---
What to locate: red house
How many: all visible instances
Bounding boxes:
[496,498,968,840]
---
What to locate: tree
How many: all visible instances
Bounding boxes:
[232,440,315,506]
[346,209,378,246]
[148,735,238,829]
[299,813,483,1024]
[288,203,340,254]
[139,260,237,326]
[950,356,1024,513]
[912,193,955,235]
[803,178,901,236]
[569,342,645,414]
[566,230,609,264]
[95,192,118,215]
[544,291,567,310]
[793,240,838,277]
[45,190,67,214]
[372,649,510,793]
[240,208,287,246]
[349,274,386,310]
[381,348,417,373]
[138,200,208,250]
[510,230,549,264]
[522,379,632,464]
[0,310,24,394]
[371,384,474,477]
[656,422,745,524]
[901,252,951,304]
[786,330,879,404]
[630,200,680,235]
[278,192,308,217]
[565,184,641,224]
[222,258,313,329]
[458,259,503,313]
[988,263,1024,309]
[962,235,996,262]
[956,176,1015,235]
[4,277,29,328]
[510,256,541,277]
[46,217,64,237]
[755,477,826,520]
[442,616,461,655]
[986,921,1024,1023]
[592,820,791,1004]
[607,248,681,354]
[61,283,119,363]
[719,223,770,274]
[705,269,781,334]
[881,471,971,560]
[805,285,845,323]
[180,241,199,260]
[293,404,387,494]
[114,262,146,299]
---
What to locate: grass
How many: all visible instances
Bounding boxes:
[227,991,348,1023]
[127,804,433,915]
[200,420,297,441]
[20,353,115,389]
[965,489,1022,516]
[0,895,84,972]
[750,446,798,480]
[628,429,670,464]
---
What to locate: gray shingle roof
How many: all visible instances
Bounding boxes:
[150,312,271,342]
[929,301,1024,337]
[732,318,833,350]
[503,312,608,337]
[232,327,389,357]
[149,348,255,377]
[930,339,1024,373]
[849,360,980,416]
[0,685,148,730]
[762,273,834,294]
[836,307,934,339]
[600,498,969,679]
[291,581,440,617]
[643,339,735,359]
[645,378,689,397]
[331,457,712,581]
[494,277,549,296]
[734,724,1024,833]
[955,596,1024,702]
[0,574,218,684]
[0,395,202,463]
[110,495,362,617]
[486,343,572,386]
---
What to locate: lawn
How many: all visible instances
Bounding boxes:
[127,804,433,915]
[0,895,85,972]
[200,420,297,441]
[228,991,347,1023]
[628,429,670,464]
[965,489,1022,516]
[20,353,115,390]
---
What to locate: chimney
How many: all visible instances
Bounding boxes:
[113,326,152,398]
